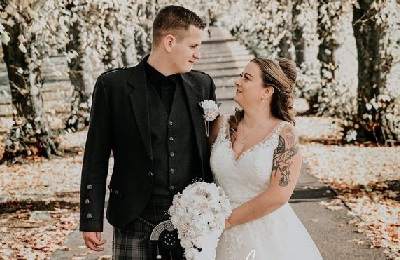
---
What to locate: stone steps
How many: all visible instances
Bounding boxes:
[213,77,237,88]
[202,43,248,52]
[41,80,72,92]
[203,26,235,42]
[200,46,249,56]
[216,86,236,100]
[0,64,7,73]
[0,55,72,132]
[0,72,8,85]
[197,51,253,61]
[0,81,72,102]
[41,72,70,83]
[218,99,239,114]
[0,90,11,105]
[208,68,241,79]
[194,26,254,114]
[0,104,70,117]
[195,54,254,65]
[44,99,71,114]
[0,104,12,117]
[194,60,249,71]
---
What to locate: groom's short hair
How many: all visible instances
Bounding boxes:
[152,5,206,47]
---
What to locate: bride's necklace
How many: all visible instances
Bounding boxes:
[239,119,269,145]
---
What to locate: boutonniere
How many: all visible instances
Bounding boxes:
[199,100,219,137]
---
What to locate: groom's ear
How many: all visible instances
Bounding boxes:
[163,34,176,53]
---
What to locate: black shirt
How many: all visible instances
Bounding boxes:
[144,59,177,114]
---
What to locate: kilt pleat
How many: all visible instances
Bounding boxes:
[112,196,185,260]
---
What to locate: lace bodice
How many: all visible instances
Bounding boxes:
[210,115,288,208]
[211,116,323,260]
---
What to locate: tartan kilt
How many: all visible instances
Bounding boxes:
[113,196,185,260]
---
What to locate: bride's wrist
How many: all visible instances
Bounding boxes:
[225,218,233,229]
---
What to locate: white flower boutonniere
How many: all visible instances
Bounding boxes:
[199,100,219,137]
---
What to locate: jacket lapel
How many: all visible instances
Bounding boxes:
[127,62,153,161]
[181,74,205,165]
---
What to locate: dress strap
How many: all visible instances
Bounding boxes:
[274,121,290,136]
[215,114,231,142]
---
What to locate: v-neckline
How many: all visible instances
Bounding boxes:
[229,121,285,162]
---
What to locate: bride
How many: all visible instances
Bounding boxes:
[209,57,322,259]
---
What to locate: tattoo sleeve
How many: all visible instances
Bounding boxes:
[272,127,299,187]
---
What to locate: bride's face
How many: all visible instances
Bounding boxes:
[234,62,267,108]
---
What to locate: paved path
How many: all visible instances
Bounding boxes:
[52,26,388,260]
[52,167,388,260]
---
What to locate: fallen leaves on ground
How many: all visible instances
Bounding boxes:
[0,156,83,203]
[302,143,400,259]
[0,131,86,259]
[0,208,79,259]
[296,116,343,141]
[0,130,114,259]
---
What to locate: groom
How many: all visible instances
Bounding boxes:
[79,5,216,259]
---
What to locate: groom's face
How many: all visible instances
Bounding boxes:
[170,25,204,73]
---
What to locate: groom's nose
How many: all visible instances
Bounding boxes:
[234,78,240,87]
[193,49,201,60]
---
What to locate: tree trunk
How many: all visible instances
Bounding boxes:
[353,0,389,142]
[146,0,157,18]
[1,22,59,161]
[100,3,123,70]
[103,17,123,69]
[311,0,342,115]
[134,2,151,59]
[279,33,292,60]
[122,30,138,67]
[121,1,138,67]
[292,0,305,66]
[317,0,340,79]
[65,2,90,132]
[278,0,293,59]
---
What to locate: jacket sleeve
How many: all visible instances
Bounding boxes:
[209,76,217,102]
[79,75,112,232]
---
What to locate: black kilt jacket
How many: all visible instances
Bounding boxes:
[79,60,216,232]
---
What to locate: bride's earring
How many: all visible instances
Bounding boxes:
[261,96,266,103]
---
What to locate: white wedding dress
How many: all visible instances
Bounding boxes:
[210,116,322,260]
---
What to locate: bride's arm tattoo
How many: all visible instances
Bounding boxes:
[272,127,299,187]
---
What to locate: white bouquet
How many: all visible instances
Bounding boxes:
[169,182,231,260]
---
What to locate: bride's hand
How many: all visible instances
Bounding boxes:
[224,219,233,229]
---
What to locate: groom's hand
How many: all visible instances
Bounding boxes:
[83,231,106,251]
